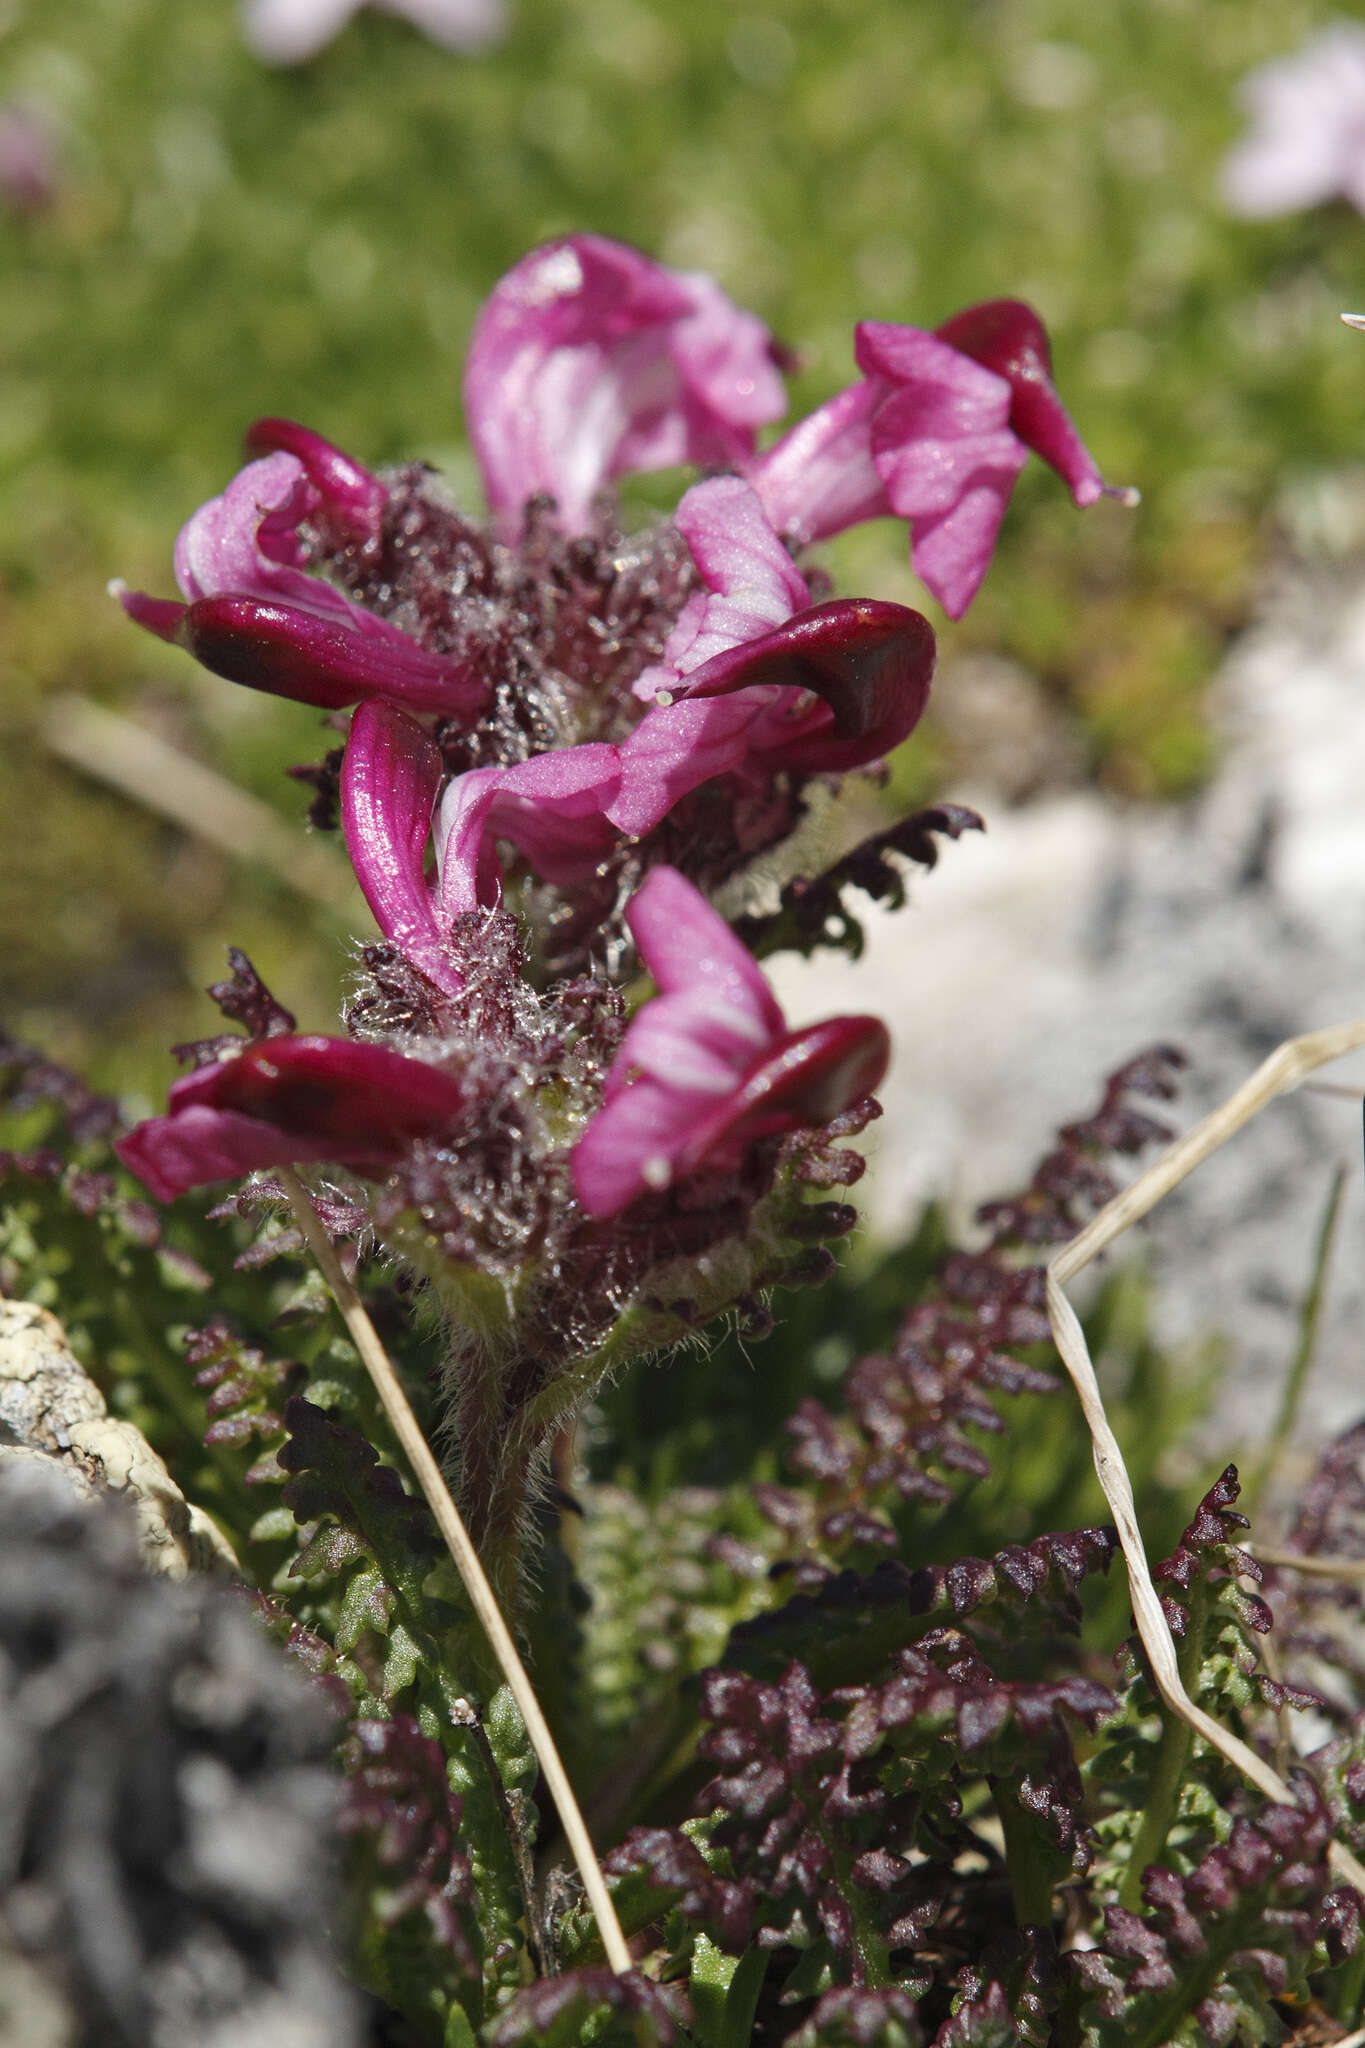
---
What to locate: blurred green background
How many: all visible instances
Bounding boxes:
[3,0,1365,1099]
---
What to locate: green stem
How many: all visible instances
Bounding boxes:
[1117,1580,1207,1914]
[993,1778,1056,1930]
[1246,1165,1345,1519]
[447,1338,536,1621]
[1335,1938,1365,2025]
[1116,1704,1192,1915]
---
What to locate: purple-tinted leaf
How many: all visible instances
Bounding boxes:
[930,1981,1018,2048]
[782,1986,922,2048]
[484,1967,685,2048]
[341,1715,477,1974]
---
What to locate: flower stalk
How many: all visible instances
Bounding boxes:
[278,1166,634,1977]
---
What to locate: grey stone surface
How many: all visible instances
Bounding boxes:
[0,1298,238,1577]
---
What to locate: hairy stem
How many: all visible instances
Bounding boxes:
[446,1335,540,1617]
[278,1171,633,1977]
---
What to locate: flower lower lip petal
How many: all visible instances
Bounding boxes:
[679,597,936,768]
[117,1034,473,1201]
[675,1016,892,1176]
[179,597,489,716]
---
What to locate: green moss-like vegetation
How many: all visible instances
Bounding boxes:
[3,0,1364,1079]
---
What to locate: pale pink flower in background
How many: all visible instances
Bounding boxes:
[1222,23,1365,218]
[0,104,57,215]
[242,0,504,66]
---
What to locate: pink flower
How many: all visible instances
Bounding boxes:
[434,745,622,908]
[632,475,814,706]
[571,867,890,1217]
[1221,25,1365,218]
[342,695,621,942]
[116,440,488,717]
[244,416,390,533]
[425,564,934,904]
[609,476,935,833]
[116,1035,472,1202]
[242,0,504,65]
[751,300,1132,619]
[420,476,934,897]
[464,235,788,535]
[341,700,461,996]
[170,451,367,606]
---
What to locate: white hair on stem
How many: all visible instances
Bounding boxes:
[277,1167,634,1976]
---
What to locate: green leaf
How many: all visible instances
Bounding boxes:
[689,1936,768,2048]
[445,2004,478,2048]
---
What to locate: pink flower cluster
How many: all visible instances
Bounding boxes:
[116,235,1125,1271]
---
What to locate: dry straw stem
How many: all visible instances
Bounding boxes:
[1047,1018,1365,1894]
[277,1168,634,1978]
[44,693,359,918]
[1251,1548,1365,1582]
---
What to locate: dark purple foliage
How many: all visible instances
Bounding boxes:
[602,1825,756,1952]
[950,1928,1057,2048]
[731,802,985,963]
[288,740,346,831]
[723,1527,1116,1690]
[1071,1783,1359,2041]
[1154,1466,1265,1630]
[931,1981,1018,2048]
[0,1129,169,1252]
[1263,1421,1365,1719]
[172,945,298,1068]
[692,1641,1113,1981]
[187,1318,304,1470]
[754,1049,1183,1573]
[278,1394,439,1587]
[1148,1466,1318,1713]
[484,1967,686,2047]
[341,1715,477,1971]
[783,1986,923,2047]
[247,1587,354,1715]
[0,1030,178,1258]
[0,1024,120,1144]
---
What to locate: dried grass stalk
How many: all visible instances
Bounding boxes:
[1047,1019,1365,1893]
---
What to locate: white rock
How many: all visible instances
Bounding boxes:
[0,1298,238,1576]
[770,566,1365,1444]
